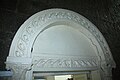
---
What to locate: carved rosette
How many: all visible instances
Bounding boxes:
[6,62,32,80]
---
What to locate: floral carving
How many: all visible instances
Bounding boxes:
[11,9,114,70]
[22,35,28,42]
[15,51,23,57]
[26,26,34,34]
[32,56,98,68]
[7,9,115,80]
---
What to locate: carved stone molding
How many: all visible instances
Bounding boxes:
[6,9,116,80]
[97,60,113,80]
[6,62,32,80]
[10,9,115,69]
[32,56,98,69]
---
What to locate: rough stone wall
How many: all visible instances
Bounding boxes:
[0,0,120,80]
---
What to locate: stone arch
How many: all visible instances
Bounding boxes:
[6,9,116,80]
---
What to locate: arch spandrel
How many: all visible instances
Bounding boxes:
[6,9,116,80]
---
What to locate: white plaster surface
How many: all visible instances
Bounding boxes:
[5,9,116,80]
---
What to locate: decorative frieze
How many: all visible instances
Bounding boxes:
[6,9,116,80]
[32,56,98,68]
[13,10,113,66]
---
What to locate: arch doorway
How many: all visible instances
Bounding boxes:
[5,9,116,80]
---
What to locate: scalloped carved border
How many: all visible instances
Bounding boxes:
[14,10,114,66]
